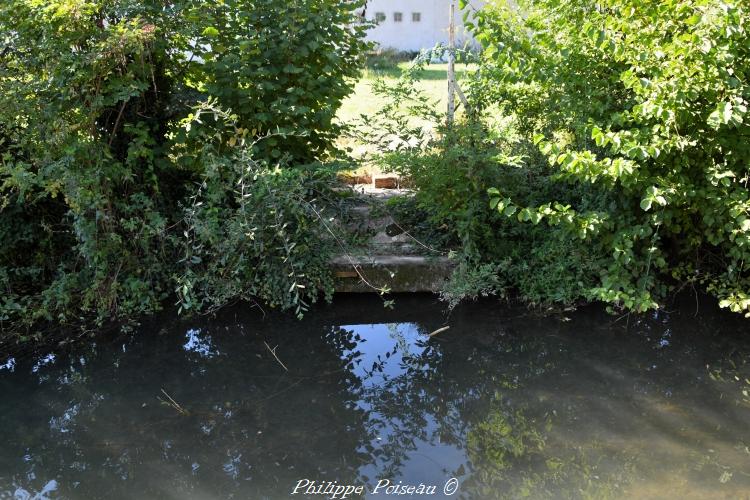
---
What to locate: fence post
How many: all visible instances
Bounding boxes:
[447,0,456,125]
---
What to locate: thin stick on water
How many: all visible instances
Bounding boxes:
[159,389,188,415]
[264,341,289,371]
[429,326,450,337]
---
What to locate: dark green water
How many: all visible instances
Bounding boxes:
[1,295,749,499]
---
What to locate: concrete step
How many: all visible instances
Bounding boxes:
[331,255,454,293]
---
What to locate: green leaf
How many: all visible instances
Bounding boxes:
[722,102,733,123]
[709,102,733,129]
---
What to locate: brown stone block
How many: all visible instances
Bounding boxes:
[373,175,399,189]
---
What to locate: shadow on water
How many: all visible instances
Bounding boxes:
[0,294,749,499]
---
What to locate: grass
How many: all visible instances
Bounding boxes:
[337,62,474,124]
[336,61,474,173]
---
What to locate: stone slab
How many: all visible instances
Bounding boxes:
[330,255,454,293]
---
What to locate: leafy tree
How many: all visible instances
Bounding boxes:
[192,0,368,161]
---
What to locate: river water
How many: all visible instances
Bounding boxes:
[1,295,749,499]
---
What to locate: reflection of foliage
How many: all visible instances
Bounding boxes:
[465,400,624,499]
[386,323,410,354]
[3,298,750,497]
[0,316,373,498]
[353,320,557,481]
[468,402,545,468]
[708,349,750,409]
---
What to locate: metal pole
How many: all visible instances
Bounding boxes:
[447,0,456,125]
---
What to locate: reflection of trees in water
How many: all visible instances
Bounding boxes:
[459,307,750,499]
[2,298,750,499]
[351,318,561,487]
[352,305,750,499]
[463,397,630,499]
[0,318,376,498]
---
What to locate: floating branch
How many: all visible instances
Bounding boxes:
[429,326,450,337]
[264,341,289,371]
[158,389,188,415]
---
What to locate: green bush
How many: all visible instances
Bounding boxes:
[174,106,339,319]
[473,0,750,314]
[0,0,367,337]
[194,0,369,161]
[365,48,419,72]
[365,53,603,308]
[367,3,750,315]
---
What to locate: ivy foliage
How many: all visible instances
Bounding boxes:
[471,0,750,313]
[0,0,367,338]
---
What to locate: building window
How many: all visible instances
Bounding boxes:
[393,12,403,22]
[375,12,386,23]
[412,12,421,22]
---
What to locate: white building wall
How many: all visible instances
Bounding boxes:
[363,0,483,52]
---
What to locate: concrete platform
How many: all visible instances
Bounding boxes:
[331,255,454,293]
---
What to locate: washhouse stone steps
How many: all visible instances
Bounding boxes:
[331,254,454,293]
[330,187,454,293]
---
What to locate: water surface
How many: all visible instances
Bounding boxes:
[1,295,749,499]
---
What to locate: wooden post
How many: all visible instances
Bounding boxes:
[447,0,456,125]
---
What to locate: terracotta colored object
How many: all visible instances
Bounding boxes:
[373,175,399,189]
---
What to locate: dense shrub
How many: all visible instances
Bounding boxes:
[368,2,750,315]
[365,48,419,72]
[174,106,339,318]
[195,0,368,161]
[0,0,367,338]
[471,0,750,314]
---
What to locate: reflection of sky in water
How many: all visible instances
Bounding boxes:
[12,480,58,500]
[48,403,80,434]
[183,328,219,358]
[340,323,426,389]
[339,323,468,495]
[1,297,749,499]
[360,414,467,499]
[31,354,55,374]
[0,357,15,372]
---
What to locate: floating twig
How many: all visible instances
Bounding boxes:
[257,378,305,404]
[264,341,289,371]
[428,326,450,337]
[159,389,188,415]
